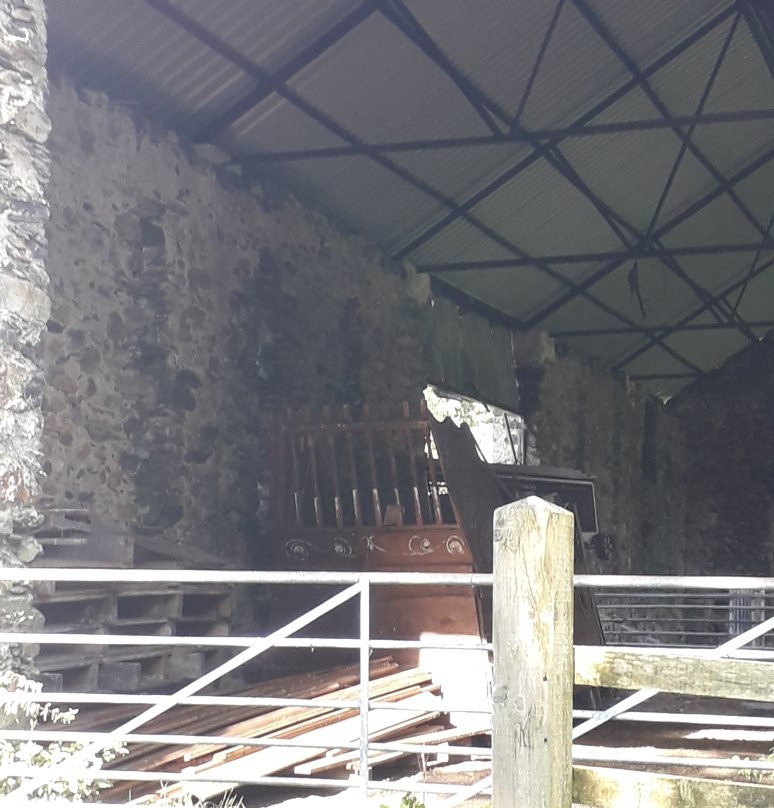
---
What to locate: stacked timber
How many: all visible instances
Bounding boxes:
[27,507,236,693]
[72,658,490,803]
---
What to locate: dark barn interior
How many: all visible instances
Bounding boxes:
[0,0,773,804]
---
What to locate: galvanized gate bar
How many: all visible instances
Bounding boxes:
[0,581,362,804]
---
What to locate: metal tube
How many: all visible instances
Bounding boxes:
[573,710,774,728]
[343,405,363,526]
[4,767,490,795]
[359,578,370,796]
[573,747,774,770]
[424,425,444,524]
[0,631,492,652]
[576,575,774,590]
[0,567,493,586]
[572,613,774,741]
[2,690,491,714]
[0,582,363,804]
[363,411,383,526]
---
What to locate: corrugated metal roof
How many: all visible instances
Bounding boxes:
[46,0,773,398]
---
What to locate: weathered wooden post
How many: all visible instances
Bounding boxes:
[492,496,574,808]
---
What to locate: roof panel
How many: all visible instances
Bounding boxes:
[48,0,256,133]
[264,156,445,251]
[556,332,644,365]
[166,0,360,72]
[690,120,774,178]
[535,294,628,334]
[733,159,774,226]
[663,328,752,372]
[45,0,772,387]
[407,220,520,265]
[559,129,716,233]
[470,160,624,257]
[404,0,559,119]
[520,0,627,129]
[392,142,532,206]
[586,0,729,67]
[589,259,704,328]
[661,193,765,247]
[448,266,565,323]
[621,344,697,377]
[219,95,347,154]
[288,14,491,143]
[729,270,774,324]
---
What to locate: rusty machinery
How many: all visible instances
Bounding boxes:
[270,400,609,671]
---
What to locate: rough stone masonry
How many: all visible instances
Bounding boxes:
[0,0,49,672]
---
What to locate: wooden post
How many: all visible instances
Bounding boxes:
[492,497,574,808]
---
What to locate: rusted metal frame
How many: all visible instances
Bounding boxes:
[192,2,376,143]
[322,406,345,529]
[143,0,699,370]
[401,402,424,526]
[362,404,383,527]
[288,422,303,526]
[570,0,771,245]
[423,424,445,526]
[419,241,774,272]
[512,0,565,127]
[376,0,504,135]
[390,4,737,260]
[305,427,324,529]
[522,148,774,329]
[553,317,774,338]
[342,405,364,527]
[237,109,774,163]
[612,254,774,373]
[639,12,741,249]
[384,418,403,518]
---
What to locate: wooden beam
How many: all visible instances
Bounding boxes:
[575,646,774,703]
[573,765,774,808]
[492,497,574,808]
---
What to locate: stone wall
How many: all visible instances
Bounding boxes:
[675,335,774,574]
[42,80,425,565]
[0,0,50,672]
[531,351,687,573]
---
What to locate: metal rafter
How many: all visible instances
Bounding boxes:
[564,1,764,346]
[639,12,741,246]
[378,0,752,341]
[612,255,774,373]
[418,241,774,273]
[553,319,774,339]
[193,2,376,143]
[375,0,505,135]
[512,0,566,127]
[379,0,632,247]
[571,0,770,245]
[390,5,737,261]
[141,0,703,373]
[236,109,774,163]
[521,147,774,327]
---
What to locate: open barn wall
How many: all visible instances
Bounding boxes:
[676,335,774,574]
[41,78,425,564]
